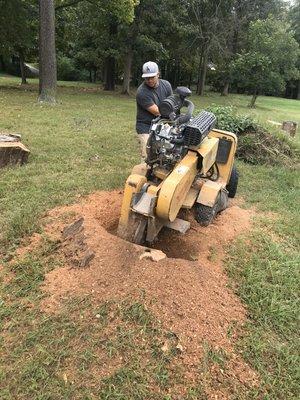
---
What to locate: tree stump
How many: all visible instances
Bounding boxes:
[282,121,297,137]
[0,134,30,168]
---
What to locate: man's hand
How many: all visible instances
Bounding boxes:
[147,104,160,116]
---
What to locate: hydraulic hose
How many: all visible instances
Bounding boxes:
[176,99,194,125]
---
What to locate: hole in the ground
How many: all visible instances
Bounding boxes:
[105,218,119,234]
[150,227,200,261]
[102,211,120,234]
[104,212,200,261]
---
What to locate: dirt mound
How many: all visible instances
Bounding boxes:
[23,190,257,390]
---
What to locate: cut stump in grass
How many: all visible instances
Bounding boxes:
[282,121,297,137]
[0,134,30,168]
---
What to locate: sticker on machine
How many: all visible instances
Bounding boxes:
[175,165,189,175]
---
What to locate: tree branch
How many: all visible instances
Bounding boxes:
[55,0,86,11]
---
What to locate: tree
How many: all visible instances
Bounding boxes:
[0,0,37,84]
[61,0,139,91]
[119,0,185,94]
[213,0,287,96]
[288,0,300,99]
[184,0,234,96]
[230,18,300,107]
[39,0,57,102]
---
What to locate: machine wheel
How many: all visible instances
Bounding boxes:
[195,190,228,227]
[226,165,239,198]
[195,202,218,227]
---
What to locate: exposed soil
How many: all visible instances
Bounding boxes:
[13,190,258,397]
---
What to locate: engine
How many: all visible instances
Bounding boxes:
[146,87,217,170]
[146,121,187,169]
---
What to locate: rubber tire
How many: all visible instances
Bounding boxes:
[195,202,218,227]
[226,165,239,198]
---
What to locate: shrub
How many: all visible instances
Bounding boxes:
[206,105,258,134]
[57,56,85,81]
[206,105,298,167]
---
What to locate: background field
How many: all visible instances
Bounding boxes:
[0,77,299,399]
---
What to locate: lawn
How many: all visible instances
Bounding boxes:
[0,76,299,399]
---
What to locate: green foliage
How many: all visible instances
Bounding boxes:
[57,55,87,81]
[207,105,258,134]
[207,105,298,166]
[0,0,37,55]
[230,18,300,100]
[289,0,300,44]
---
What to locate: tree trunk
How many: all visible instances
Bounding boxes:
[164,62,168,80]
[104,56,115,91]
[199,49,208,96]
[188,72,192,89]
[173,61,179,88]
[19,50,27,84]
[38,0,57,103]
[297,80,300,100]
[196,53,203,95]
[104,19,117,91]
[121,49,133,95]
[248,88,258,108]
[221,81,229,96]
[0,55,6,71]
[89,69,92,82]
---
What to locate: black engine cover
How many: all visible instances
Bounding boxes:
[183,111,216,146]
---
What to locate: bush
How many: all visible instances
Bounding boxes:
[207,105,258,134]
[57,56,86,81]
[5,61,20,77]
[206,105,298,167]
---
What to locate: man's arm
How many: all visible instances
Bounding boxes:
[147,104,160,116]
[137,88,160,116]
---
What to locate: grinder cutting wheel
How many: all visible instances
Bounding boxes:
[117,87,238,244]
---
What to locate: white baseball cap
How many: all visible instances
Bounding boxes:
[142,61,159,78]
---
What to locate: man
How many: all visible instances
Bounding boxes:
[136,61,172,160]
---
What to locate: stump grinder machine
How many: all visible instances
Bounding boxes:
[117,87,238,245]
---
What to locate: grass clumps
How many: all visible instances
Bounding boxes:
[207,105,299,167]
[226,233,300,399]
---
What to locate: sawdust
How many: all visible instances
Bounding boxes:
[12,190,258,395]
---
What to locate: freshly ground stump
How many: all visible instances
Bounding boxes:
[0,134,30,168]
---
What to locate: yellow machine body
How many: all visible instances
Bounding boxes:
[195,136,219,174]
[117,174,147,238]
[156,150,198,221]
[118,128,237,243]
[208,129,237,185]
[195,129,238,207]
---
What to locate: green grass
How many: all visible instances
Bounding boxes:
[0,239,229,399]
[0,76,299,399]
[0,77,139,248]
[225,162,300,399]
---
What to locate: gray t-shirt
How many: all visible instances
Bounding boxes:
[136,79,173,134]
